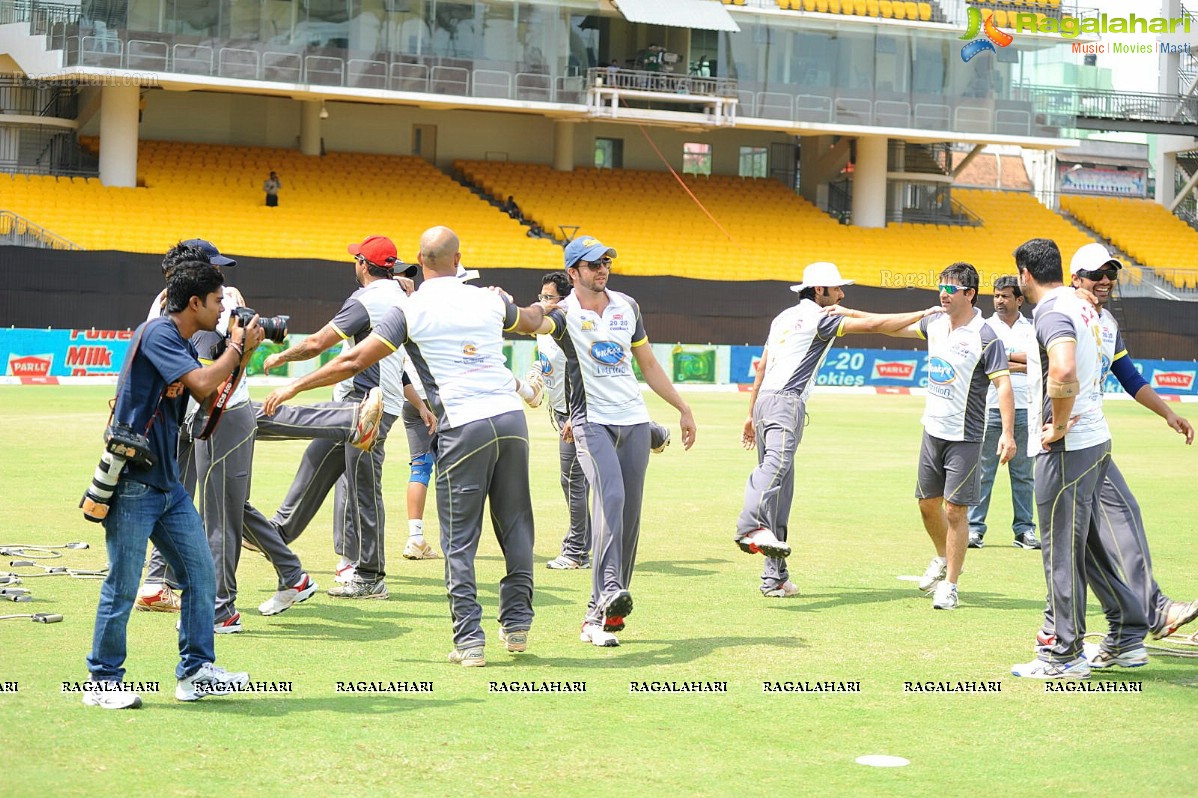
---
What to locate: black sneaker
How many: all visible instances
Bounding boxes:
[1013,533,1041,550]
[968,532,984,549]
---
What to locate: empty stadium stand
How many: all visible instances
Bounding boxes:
[457,159,1101,289]
[2,139,561,269]
[1062,195,1198,289]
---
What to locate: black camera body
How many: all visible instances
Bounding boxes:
[105,422,154,467]
[231,307,289,343]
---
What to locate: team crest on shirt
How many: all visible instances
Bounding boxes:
[590,341,626,366]
[927,357,956,385]
[581,319,596,331]
[537,353,552,375]
[462,341,479,357]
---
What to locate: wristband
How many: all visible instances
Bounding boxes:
[1046,377,1078,398]
[229,341,245,358]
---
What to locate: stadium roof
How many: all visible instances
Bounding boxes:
[612,0,741,32]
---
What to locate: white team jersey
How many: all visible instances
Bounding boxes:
[548,289,650,426]
[1097,308,1125,381]
[983,313,1033,411]
[1026,286,1110,457]
[536,333,568,414]
[919,309,1008,442]
[758,299,845,400]
[330,279,409,415]
[372,278,521,429]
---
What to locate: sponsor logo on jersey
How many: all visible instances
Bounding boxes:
[581,320,596,331]
[927,357,956,385]
[537,353,553,375]
[462,342,478,357]
[590,341,626,366]
[1152,370,1194,390]
[872,360,917,380]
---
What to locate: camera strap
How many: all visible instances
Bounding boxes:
[192,362,242,441]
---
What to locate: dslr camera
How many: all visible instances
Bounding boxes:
[80,422,154,523]
[231,307,289,343]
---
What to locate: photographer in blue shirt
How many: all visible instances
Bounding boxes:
[83,260,264,708]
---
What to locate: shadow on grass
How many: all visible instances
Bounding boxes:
[762,588,1045,613]
[165,695,486,716]
[395,635,810,670]
[634,559,724,578]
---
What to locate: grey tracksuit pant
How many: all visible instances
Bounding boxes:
[554,409,591,563]
[572,420,650,626]
[736,391,805,592]
[253,399,394,583]
[1036,441,1149,660]
[438,410,535,649]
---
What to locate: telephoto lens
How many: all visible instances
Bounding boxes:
[80,451,126,522]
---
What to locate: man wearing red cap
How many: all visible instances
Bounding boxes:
[257,235,432,600]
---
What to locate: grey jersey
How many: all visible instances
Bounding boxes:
[918,309,1009,443]
[1027,286,1110,457]
[330,279,408,413]
[758,299,846,400]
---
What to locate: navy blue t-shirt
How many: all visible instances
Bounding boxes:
[111,317,201,491]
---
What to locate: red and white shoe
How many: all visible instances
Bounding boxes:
[350,387,384,452]
[258,573,318,616]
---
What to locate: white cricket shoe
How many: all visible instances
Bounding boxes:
[918,556,947,593]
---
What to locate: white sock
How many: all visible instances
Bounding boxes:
[515,378,536,402]
[409,519,424,539]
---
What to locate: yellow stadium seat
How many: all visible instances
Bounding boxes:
[918,1,932,19]
[892,1,905,19]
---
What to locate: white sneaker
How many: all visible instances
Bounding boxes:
[403,538,440,560]
[1011,657,1091,680]
[737,528,791,559]
[932,581,958,610]
[520,368,545,409]
[82,683,142,709]
[258,573,318,616]
[580,623,619,647]
[918,556,948,592]
[762,581,799,598]
[334,557,357,584]
[350,387,384,452]
[176,662,250,701]
[1083,642,1149,669]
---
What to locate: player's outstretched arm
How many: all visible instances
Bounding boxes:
[262,322,342,373]
[632,342,696,450]
[835,306,942,336]
[1112,353,1195,445]
[262,335,392,416]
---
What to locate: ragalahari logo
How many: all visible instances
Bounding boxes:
[959,6,1014,62]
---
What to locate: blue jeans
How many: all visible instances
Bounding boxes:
[968,407,1035,539]
[87,479,216,682]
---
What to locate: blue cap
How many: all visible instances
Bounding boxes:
[563,236,616,269]
[182,238,236,267]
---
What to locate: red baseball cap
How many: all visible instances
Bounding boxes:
[348,235,398,267]
[348,235,418,277]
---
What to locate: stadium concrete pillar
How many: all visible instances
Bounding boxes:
[851,136,887,228]
[98,85,139,188]
[553,120,575,172]
[299,100,322,156]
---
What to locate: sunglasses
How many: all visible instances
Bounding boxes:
[938,284,972,295]
[1076,267,1119,282]
[579,257,612,269]
[537,293,560,302]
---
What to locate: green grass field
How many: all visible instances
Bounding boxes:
[2,386,1196,797]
